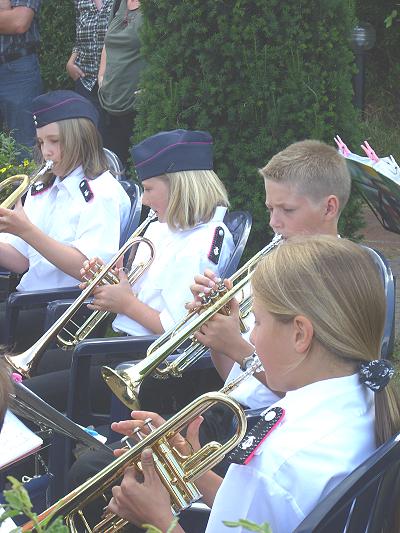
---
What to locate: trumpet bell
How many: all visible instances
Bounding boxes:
[0,160,53,209]
[101,365,141,410]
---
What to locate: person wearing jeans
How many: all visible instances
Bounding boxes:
[0,0,42,160]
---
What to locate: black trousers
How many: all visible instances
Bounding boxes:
[98,109,135,169]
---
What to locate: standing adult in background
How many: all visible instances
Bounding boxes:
[66,0,113,112]
[0,0,42,160]
[98,0,145,167]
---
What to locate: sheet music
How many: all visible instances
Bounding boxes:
[0,410,43,469]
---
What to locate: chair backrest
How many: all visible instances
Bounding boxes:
[104,147,125,180]
[293,433,400,533]
[222,210,252,277]
[363,246,396,359]
[118,180,142,247]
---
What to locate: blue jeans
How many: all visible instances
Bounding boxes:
[0,53,43,161]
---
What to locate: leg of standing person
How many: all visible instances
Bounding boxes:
[74,79,102,115]
[0,54,42,161]
[99,110,135,168]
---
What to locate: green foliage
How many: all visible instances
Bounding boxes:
[143,517,179,532]
[224,518,273,532]
[384,9,398,28]
[0,476,68,532]
[135,0,363,253]
[355,0,400,115]
[38,0,75,90]
[0,131,36,183]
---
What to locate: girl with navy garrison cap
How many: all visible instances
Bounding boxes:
[0,89,130,292]
[0,90,130,349]
[82,129,234,337]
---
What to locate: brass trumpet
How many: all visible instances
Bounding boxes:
[102,234,282,409]
[0,160,54,208]
[6,210,157,377]
[21,390,247,532]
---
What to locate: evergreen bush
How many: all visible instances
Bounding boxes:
[135,0,363,253]
[38,0,75,90]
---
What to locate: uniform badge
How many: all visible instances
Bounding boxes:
[208,226,225,265]
[227,407,285,465]
[31,178,55,196]
[79,179,94,202]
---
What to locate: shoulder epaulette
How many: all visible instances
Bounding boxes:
[31,178,55,196]
[227,407,285,465]
[208,226,225,265]
[79,178,94,202]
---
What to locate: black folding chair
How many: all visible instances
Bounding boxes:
[294,432,400,533]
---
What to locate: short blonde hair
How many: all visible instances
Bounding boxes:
[36,118,108,181]
[259,140,351,215]
[252,236,400,445]
[162,169,229,230]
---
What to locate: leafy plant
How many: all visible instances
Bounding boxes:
[0,132,36,189]
[0,476,68,532]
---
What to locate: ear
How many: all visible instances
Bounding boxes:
[324,195,339,220]
[292,315,314,355]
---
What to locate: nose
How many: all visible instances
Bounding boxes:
[142,191,150,207]
[41,142,53,160]
[269,210,281,232]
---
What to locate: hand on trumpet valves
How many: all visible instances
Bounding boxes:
[111,410,203,459]
[186,268,225,311]
[86,267,132,314]
[0,200,33,238]
[79,255,124,287]
[107,450,176,531]
[194,297,252,359]
[79,256,105,287]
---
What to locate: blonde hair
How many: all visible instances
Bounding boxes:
[259,140,351,215]
[252,235,400,446]
[161,169,229,230]
[36,118,108,182]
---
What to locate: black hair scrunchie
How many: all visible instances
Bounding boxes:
[359,359,395,392]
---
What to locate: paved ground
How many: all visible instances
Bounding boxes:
[360,207,400,339]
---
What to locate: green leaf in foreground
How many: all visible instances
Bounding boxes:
[143,517,179,533]
[0,476,68,532]
[223,518,273,532]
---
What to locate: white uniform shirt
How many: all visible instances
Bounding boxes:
[206,373,375,533]
[113,206,234,336]
[224,315,281,408]
[0,166,130,291]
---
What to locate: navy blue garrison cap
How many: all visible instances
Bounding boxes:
[32,90,99,128]
[132,129,213,181]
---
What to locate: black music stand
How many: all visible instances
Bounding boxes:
[347,158,400,235]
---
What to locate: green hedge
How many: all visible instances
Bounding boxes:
[39,0,75,90]
[134,0,363,253]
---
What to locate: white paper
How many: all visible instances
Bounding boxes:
[0,411,43,469]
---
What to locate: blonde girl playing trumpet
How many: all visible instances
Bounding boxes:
[108,236,400,533]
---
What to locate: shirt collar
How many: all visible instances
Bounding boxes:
[272,373,373,419]
[54,165,85,194]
